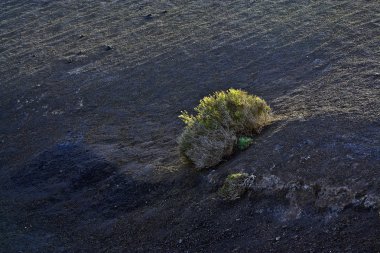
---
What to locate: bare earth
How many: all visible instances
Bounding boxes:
[0,0,379,252]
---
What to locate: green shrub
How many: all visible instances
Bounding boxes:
[178,88,271,169]
[237,136,254,150]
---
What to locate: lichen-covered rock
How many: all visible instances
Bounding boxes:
[315,186,354,212]
[285,181,317,207]
[219,171,380,218]
[363,194,380,209]
[246,174,285,194]
[219,173,249,200]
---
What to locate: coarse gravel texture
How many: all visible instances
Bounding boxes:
[1,0,379,252]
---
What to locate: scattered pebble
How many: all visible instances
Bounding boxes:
[104,45,113,51]
[312,58,325,66]
[144,14,153,20]
[51,110,64,115]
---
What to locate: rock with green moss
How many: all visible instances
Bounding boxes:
[219,173,249,200]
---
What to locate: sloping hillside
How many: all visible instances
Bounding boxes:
[1,0,379,252]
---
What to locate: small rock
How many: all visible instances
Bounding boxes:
[144,14,153,20]
[104,45,113,51]
[242,174,256,188]
[312,58,325,66]
[219,173,249,200]
[363,194,380,209]
[251,175,284,193]
[322,64,332,73]
[315,186,354,212]
[275,236,281,241]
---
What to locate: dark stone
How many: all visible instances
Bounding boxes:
[144,14,153,20]
[104,45,112,51]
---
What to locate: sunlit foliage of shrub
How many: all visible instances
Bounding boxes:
[178,88,271,169]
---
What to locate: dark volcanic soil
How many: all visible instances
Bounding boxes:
[1,0,380,252]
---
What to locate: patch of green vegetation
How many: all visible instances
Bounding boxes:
[237,136,253,150]
[219,173,249,200]
[178,88,272,169]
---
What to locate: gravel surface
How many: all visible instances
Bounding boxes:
[1,0,379,252]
